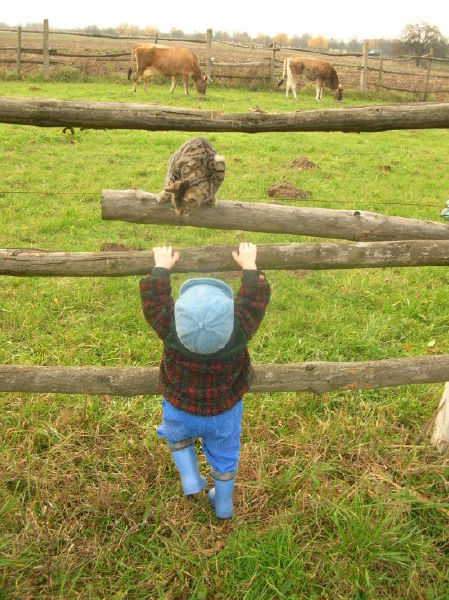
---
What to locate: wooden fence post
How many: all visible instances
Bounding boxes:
[360,41,368,92]
[424,48,434,101]
[270,44,279,90]
[154,32,158,44]
[43,19,49,80]
[17,26,22,78]
[376,51,384,93]
[431,382,449,452]
[206,28,212,78]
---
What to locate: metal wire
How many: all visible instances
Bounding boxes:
[0,190,443,209]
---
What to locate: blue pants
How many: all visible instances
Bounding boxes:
[157,399,243,477]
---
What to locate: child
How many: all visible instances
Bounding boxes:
[140,243,270,519]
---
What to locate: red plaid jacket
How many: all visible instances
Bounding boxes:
[140,267,270,416]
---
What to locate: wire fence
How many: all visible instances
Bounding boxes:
[0,189,445,211]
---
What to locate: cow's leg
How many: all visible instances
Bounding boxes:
[170,76,176,94]
[132,66,146,92]
[292,80,297,100]
[182,75,189,95]
[141,68,153,94]
[316,79,323,101]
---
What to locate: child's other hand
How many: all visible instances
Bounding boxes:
[153,246,180,270]
[232,243,257,270]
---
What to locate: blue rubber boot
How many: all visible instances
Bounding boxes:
[208,477,235,519]
[170,445,206,496]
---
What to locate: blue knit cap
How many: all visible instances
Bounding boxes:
[174,278,234,354]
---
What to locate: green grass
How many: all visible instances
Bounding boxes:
[1,81,449,598]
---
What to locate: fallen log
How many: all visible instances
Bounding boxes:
[1,355,449,395]
[2,241,449,276]
[101,191,449,242]
[0,96,449,133]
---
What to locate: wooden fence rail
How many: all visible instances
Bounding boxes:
[2,355,449,395]
[0,28,206,43]
[3,241,449,276]
[1,97,449,133]
[101,192,449,242]
[0,58,65,65]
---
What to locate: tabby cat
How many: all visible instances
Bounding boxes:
[157,137,225,216]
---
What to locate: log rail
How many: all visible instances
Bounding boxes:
[1,355,449,396]
[3,241,449,276]
[101,192,449,242]
[0,97,449,133]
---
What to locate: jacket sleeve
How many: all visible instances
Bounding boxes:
[234,270,271,342]
[139,267,174,341]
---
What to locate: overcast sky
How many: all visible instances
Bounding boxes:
[2,0,449,41]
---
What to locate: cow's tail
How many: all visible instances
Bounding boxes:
[127,48,136,80]
[278,59,288,88]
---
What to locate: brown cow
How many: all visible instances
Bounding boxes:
[127,44,209,97]
[278,57,343,101]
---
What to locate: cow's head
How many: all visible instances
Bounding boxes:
[194,74,209,97]
[165,179,204,216]
[334,84,343,102]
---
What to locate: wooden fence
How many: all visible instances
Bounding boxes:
[1,97,449,133]
[1,21,449,96]
[0,95,448,449]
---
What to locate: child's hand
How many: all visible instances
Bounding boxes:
[153,246,180,270]
[232,243,257,270]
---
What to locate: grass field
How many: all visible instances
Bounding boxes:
[1,81,449,599]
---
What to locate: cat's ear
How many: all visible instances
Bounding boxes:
[166,179,190,199]
[165,181,182,193]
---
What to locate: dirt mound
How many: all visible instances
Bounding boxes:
[268,183,311,200]
[290,156,316,170]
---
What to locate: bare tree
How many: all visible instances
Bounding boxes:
[215,30,230,43]
[170,27,185,38]
[290,33,311,49]
[400,22,447,58]
[347,37,362,53]
[256,33,272,47]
